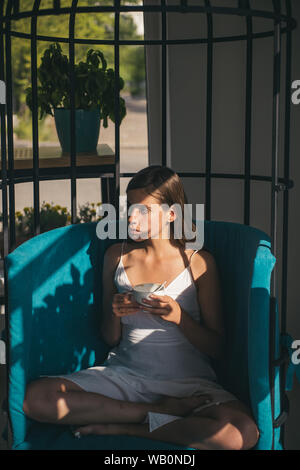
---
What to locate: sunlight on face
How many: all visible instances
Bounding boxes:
[126,189,173,241]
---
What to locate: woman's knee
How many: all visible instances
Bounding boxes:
[214,409,260,450]
[190,403,260,450]
[23,378,62,422]
[230,414,260,450]
[220,403,260,450]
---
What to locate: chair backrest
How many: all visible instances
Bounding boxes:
[202,221,275,399]
[203,220,280,451]
[5,219,279,449]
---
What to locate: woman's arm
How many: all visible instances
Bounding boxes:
[177,250,226,361]
[99,243,122,347]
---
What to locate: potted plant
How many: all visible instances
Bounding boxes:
[25,43,127,154]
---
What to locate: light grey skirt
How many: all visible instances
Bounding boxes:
[48,364,238,432]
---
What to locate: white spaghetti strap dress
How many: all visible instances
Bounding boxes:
[54,241,238,432]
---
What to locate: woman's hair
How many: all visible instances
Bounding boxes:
[125,165,197,248]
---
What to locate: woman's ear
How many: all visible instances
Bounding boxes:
[168,210,177,223]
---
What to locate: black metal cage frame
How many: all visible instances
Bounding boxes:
[0,0,297,450]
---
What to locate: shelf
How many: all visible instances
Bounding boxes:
[0,144,116,182]
[2,143,115,168]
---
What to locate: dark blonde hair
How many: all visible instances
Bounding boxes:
[126,165,197,248]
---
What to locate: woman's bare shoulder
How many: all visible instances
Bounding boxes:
[197,248,216,265]
[103,242,123,268]
[189,248,218,280]
[104,240,137,262]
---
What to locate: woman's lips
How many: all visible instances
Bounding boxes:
[129,227,143,237]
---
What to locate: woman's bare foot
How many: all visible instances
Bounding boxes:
[70,394,212,438]
[71,423,120,438]
[157,394,212,417]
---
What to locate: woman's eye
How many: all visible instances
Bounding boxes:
[126,203,148,215]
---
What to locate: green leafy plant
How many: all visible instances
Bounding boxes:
[15,202,70,236]
[75,202,102,224]
[0,201,103,241]
[25,42,127,127]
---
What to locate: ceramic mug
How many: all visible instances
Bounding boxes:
[132,283,165,307]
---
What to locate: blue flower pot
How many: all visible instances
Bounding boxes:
[54,107,101,154]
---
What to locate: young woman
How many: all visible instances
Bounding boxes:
[23,165,259,450]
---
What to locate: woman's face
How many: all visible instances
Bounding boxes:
[126,189,174,241]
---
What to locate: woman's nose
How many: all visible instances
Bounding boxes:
[128,207,140,224]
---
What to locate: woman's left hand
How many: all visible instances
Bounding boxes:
[139,294,182,325]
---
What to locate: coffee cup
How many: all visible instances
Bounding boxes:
[132,283,165,307]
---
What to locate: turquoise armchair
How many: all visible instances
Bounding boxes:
[4,220,282,449]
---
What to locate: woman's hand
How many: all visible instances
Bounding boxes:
[112,292,141,317]
[139,294,182,325]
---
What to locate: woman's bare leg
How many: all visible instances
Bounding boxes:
[23,377,211,426]
[73,400,260,451]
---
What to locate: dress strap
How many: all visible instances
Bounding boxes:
[189,249,199,266]
[120,239,126,261]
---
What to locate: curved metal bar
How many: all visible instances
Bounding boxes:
[0,170,293,187]
[114,0,120,214]
[270,0,282,300]
[269,0,282,452]
[0,24,8,253]
[161,0,167,166]
[4,23,297,46]
[239,0,253,225]
[0,1,9,259]
[204,0,213,221]
[12,0,19,16]
[5,0,16,252]
[2,4,297,25]
[278,0,293,450]
[31,0,42,237]
[69,0,78,224]
[281,0,292,360]
[2,3,15,433]
[242,0,253,226]
[53,0,60,11]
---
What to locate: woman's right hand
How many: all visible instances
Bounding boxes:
[112,292,142,317]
